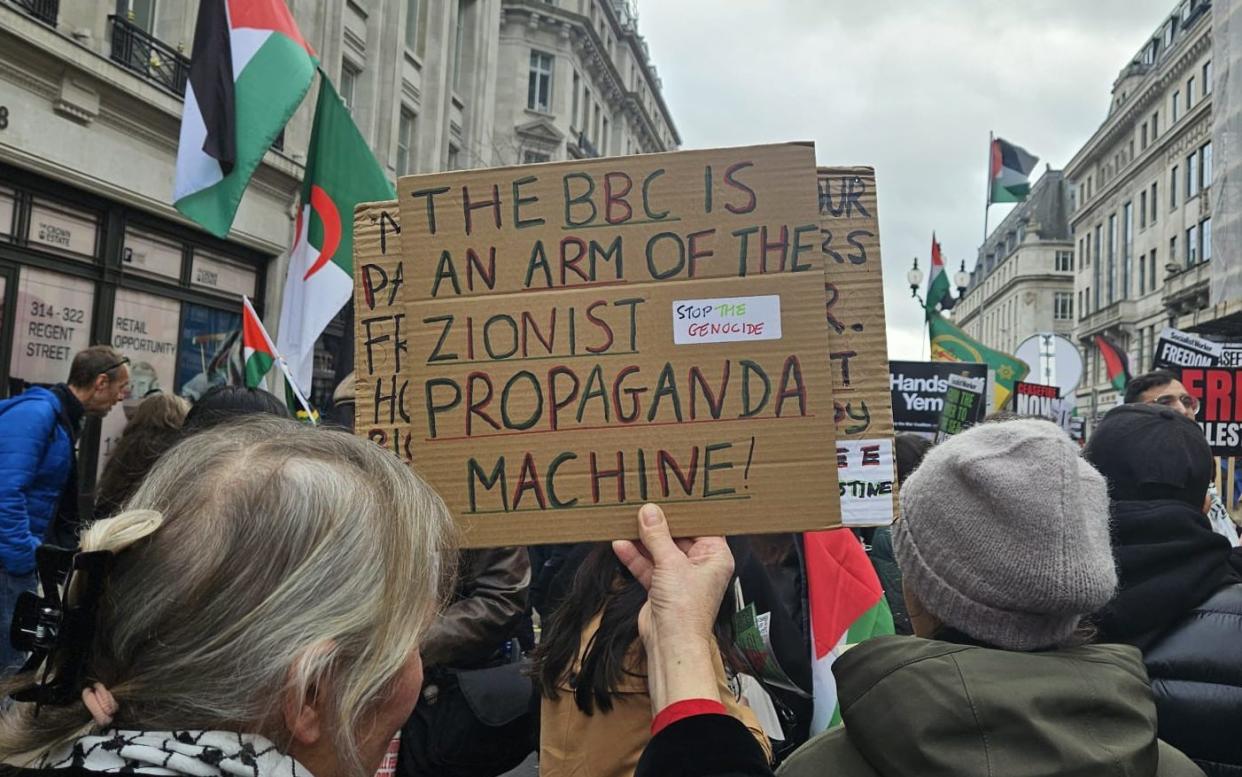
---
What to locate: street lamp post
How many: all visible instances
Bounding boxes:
[907,257,923,298]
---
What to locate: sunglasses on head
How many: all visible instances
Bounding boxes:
[99,356,130,376]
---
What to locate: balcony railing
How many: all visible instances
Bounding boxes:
[108,15,190,97]
[8,0,58,26]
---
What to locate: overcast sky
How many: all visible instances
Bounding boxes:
[640,0,1178,360]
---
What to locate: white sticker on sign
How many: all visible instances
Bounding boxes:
[672,295,781,345]
[837,438,896,527]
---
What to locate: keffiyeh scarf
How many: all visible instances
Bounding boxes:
[39,730,307,777]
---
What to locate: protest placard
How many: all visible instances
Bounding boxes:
[935,373,986,442]
[391,143,840,546]
[1014,380,1073,432]
[818,167,897,526]
[1152,327,1242,455]
[890,360,987,437]
[353,202,410,461]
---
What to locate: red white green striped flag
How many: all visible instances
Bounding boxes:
[1095,334,1132,392]
[989,136,1040,204]
[241,296,277,388]
[924,233,950,313]
[173,0,317,237]
[804,529,894,732]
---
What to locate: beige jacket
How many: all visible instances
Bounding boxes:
[540,612,771,777]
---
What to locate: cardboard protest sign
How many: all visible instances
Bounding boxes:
[890,360,987,437]
[934,373,986,443]
[818,167,897,527]
[393,143,840,547]
[353,202,411,460]
[1152,327,1242,455]
[1013,380,1074,431]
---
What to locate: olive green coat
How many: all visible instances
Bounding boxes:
[778,636,1203,777]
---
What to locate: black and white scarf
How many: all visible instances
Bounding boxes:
[40,731,307,777]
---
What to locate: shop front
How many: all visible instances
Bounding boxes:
[0,162,270,490]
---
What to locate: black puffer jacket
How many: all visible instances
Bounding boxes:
[1096,499,1242,777]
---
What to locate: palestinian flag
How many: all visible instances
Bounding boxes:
[173,0,317,237]
[805,529,894,732]
[1095,334,1132,392]
[928,310,1030,410]
[276,77,396,399]
[990,137,1039,204]
[241,295,276,388]
[924,233,951,313]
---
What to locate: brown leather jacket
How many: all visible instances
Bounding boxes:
[420,546,531,669]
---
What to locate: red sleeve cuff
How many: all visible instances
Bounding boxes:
[651,698,728,736]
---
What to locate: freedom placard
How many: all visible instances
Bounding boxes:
[819,167,897,526]
[1153,327,1242,455]
[391,143,841,546]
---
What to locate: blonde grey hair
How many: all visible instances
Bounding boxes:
[0,418,455,776]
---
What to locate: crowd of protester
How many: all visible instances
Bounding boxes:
[0,350,1238,777]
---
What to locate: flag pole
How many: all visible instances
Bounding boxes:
[242,295,317,425]
[983,131,993,244]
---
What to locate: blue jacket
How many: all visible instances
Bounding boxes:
[0,387,76,574]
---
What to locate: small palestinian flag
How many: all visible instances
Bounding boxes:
[241,295,277,389]
[990,137,1039,204]
[174,0,317,237]
[805,529,894,732]
[924,233,951,313]
[1095,334,1132,392]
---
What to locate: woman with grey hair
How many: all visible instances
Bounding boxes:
[0,418,453,777]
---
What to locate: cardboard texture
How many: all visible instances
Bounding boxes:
[353,202,411,461]
[392,143,840,547]
[818,168,896,525]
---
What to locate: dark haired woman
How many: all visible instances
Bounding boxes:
[534,544,771,777]
[181,384,291,434]
[94,393,189,519]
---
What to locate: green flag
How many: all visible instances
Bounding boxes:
[276,76,396,406]
[924,233,951,313]
[928,311,1030,409]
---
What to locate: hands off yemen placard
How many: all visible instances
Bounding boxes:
[385,143,840,546]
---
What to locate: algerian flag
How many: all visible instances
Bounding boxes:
[928,310,1030,410]
[173,0,317,237]
[241,295,276,388]
[924,233,951,313]
[805,529,894,732]
[989,136,1039,204]
[276,77,396,398]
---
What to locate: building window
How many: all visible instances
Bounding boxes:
[1170,166,1178,209]
[1122,202,1132,298]
[602,116,609,155]
[1152,110,1160,139]
[1054,291,1073,321]
[571,70,581,130]
[1138,329,1145,372]
[404,0,420,50]
[1173,90,1181,122]
[1055,250,1073,272]
[1140,190,1147,228]
[1201,217,1212,262]
[593,103,602,146]
[1093,224,1102,311]
[1139,248,1146,292]
[522,150,551,164]
[1204,60,1213,96]
[1141,122,1148,150]
[1201,141,1213,189]
[447,144,460,170]
[1150,249,1157,292]
[1078,290,1084,319]
[581,86,591,131]
[1106,213,1116,305]
[340,61,360,113]
[396,109,416,175]
[1151,181,1158,223]
[122,0,157,33]
[1187,77,1195,109]
[1171,235,1178,270]
[528,50,553,112]
[1186,152,1198,198]
[1186,224,1198,266]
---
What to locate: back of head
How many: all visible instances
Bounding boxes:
[893,418,1116,650]
[95,394,191,517]
[893,433,932,486]
[1085,403,1212,507]
[182,384,291,434]
[3,418,454,776]
[1123,369,1180,404]
[67,345,125,389]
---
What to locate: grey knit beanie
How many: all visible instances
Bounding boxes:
[893,418,1116,650]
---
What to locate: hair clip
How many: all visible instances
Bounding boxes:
[9,545,114,710]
